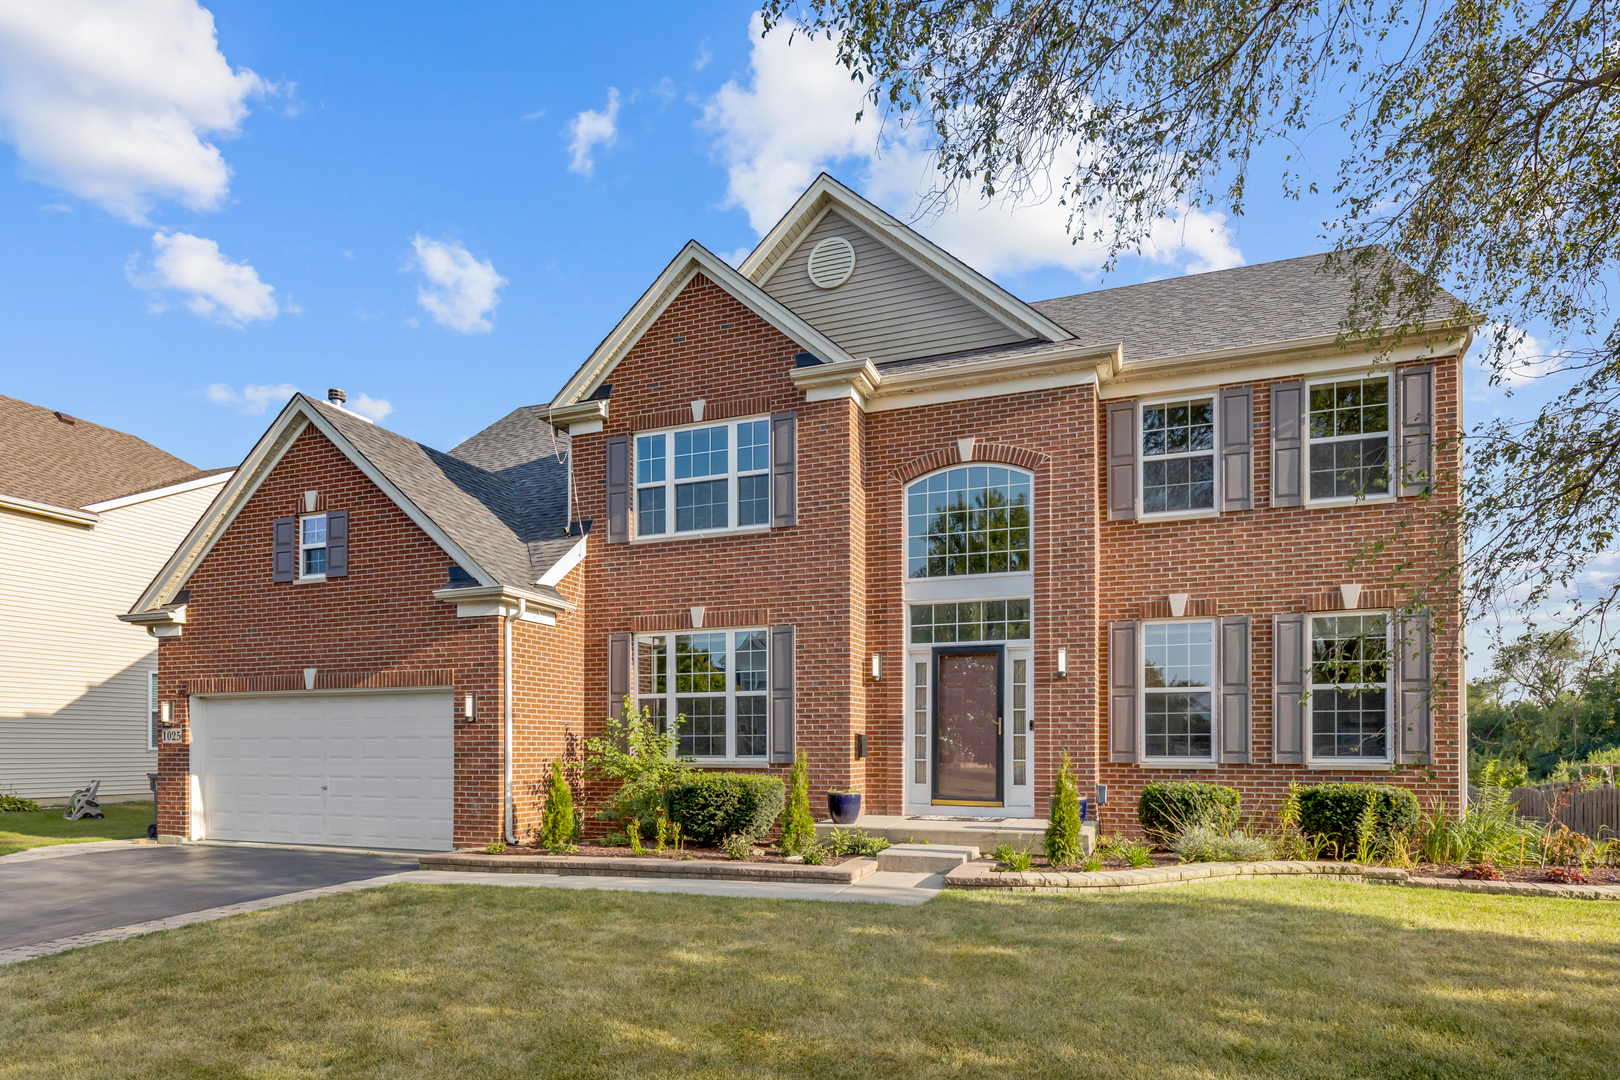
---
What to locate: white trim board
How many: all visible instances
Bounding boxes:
[83,471,235,513]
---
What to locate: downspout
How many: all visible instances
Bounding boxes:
[503,597,525,843]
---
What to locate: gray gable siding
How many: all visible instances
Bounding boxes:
[762,210,1026,364]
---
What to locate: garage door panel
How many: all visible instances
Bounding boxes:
[197,692,453,851]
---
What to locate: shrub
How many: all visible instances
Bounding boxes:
[1138,781,1241,841]
[1295,783,1421,854]
[485,841,507,855]
[824,827,890,857]
[1124,841,1153,868]
[584,699,689,833]
[992,841,1034,872]
[0,793,42,813]
[665,772,786,847]
[779,752,816,855]
[540,759,576,850]
[1172,825,1275,863]
[722,833,757,861]
[1045,754,1083,867]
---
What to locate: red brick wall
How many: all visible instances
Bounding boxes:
[510,570,586,842]
[156,422,576,848]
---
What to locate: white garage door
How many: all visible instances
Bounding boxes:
[193,691,454,851]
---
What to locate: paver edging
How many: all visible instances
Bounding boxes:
[944,859,1620,900]
[420,851,878,885]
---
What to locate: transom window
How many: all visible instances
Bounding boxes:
[1143,621,1214,759]
[909,600,1031,643]
[906,466,1032,578]
[1142,399,1215,513]
[1309,613,1390,759]
[635,629,768,760]
[635,418,770,537]
[1308,378,1390,499]
[299,514,327,577]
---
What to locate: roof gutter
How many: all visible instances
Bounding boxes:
[0,493,99,527]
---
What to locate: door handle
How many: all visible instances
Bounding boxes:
[997,716,1003,735]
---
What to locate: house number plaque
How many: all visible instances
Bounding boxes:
[161,728,186,744]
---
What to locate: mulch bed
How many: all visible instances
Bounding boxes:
[488,841,860,867]
[989,851,1620,884]
[996,852,1183,873]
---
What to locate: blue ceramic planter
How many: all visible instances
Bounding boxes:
[827,791,862,825]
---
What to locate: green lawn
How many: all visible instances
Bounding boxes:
[1,879,1615,1079]
[0,801,154,856]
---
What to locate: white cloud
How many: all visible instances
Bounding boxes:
[693,41,712,71]
[566,88,619,178]
[347,392,394,423]
[521,109,545,121]
[703,14,1242,281]
[1468,322,1564,394]
[131,230,278,326]
[0,0,268,222]
[204,382,296,414]
[409,234,506,333]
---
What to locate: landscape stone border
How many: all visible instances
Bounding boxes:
[944,859,1620,900]
[420,850,878,884]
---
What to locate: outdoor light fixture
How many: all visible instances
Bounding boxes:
[1056,647,1068,678]
[463,692,477,723]
[871,653,882,681]
[159,701,172,726]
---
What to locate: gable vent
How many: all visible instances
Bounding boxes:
[806,236,856,289]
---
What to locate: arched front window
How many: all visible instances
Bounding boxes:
[906,466,1032,578]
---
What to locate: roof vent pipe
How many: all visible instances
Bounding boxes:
[327,388,346,406]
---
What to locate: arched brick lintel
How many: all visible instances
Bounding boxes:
[889,440,1050,485]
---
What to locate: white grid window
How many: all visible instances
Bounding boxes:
[1141,399,1216,513]
[299,514,327,577]
[635,629,768,761]
[906,467,1032,578]
[634,418,771,538]
[1308,377,1391,500]
[1143,621,1215,760]
[1309,613,1390,760]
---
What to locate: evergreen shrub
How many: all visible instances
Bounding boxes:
[1295,783,1421,853]
[540,759,575,849]
[779,752,816,854]
[1138,781,1241,840]
[1045,754,1083,866]
[666,772,786,847]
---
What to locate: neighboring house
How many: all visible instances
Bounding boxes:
[125,175,1471,850]
[1,396,231,801]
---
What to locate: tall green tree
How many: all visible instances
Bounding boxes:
[763,0,1620,629]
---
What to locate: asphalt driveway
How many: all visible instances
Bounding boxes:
[0,845,419,950]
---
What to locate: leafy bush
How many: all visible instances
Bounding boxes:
[797,844,826,866]
[584,699,689,833]
[992,841,1034,872]
[722,833,757,860]
[824,827,890,857]
[779,752,816,855]
[0,793,42,813]
[665,772,786,847]
[1138,781,1241,841]
[485,841,507,854]
[1295,783,1421,854]
[1549,745,1620,783]
[1124,841,1153,868]
[540,759,576,851]
[1172,825,1275,863]
[1045,754,1083,867]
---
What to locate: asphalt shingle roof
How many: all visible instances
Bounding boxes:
[1028,250,1466,361]
[313,398,575,599]
[0,394,208,509]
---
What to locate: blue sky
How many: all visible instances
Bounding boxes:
[3,0,1513,467]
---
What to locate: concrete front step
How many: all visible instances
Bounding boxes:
[817,815,1097,856]
[876,844,979,874]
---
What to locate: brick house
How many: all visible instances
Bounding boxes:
[125,175,1469,849]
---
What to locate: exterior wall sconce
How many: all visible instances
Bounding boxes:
[1056,648,1068,678]
[462,692,478,723]
[870,653,881,681]
[159,701,172,726]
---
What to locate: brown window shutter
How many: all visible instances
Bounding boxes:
[1271,382,1305,507]
[769,624,795,763]
[1109,620,1139,762]
[604,436,630,543]
[1218,616,1251,763]
[1395,612,1432,764]
[607,632,633,722]
[1219,388,1253,512]
[1106,401,1137,521]
[272,516,295,582]
[1272,613,1307,763]
[1396,366,1434,497]
[325,510,348,577]
[770,412,797,528]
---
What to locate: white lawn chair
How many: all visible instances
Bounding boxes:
[64,780,104,820]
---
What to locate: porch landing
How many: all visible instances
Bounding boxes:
[816,816,1097,856]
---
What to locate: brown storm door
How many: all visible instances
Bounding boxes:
[933,646,1004,806]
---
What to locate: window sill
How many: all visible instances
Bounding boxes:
[1304,495,1396,509]
[294,575,327,584]
[1139,759,1219,770]
[632,525,771,545]
[1137,509,1219,523]
[1305,759,1394,770]
[688,758,774,769]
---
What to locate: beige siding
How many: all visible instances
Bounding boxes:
[762,210,1026,364]
[0,482,223,801]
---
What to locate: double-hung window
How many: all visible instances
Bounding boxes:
[635,629,769,760]
[634,418,770,537]
[1141,399,1216,514]
[1142,621,1215,760]
[1307,377,1391,499]
[1308,613,1390,760]
[299,514,328,578]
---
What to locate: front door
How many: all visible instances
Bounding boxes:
[933,646,1004,806]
